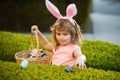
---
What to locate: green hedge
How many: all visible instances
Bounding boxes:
[0,31,120,72]
[0,31,52,62]
[0,31,31,62]
[0,60,120,80]
[82,40,120,71]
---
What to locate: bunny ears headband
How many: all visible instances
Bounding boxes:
[45,0,77,25]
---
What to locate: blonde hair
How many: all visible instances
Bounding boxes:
[51,19,82,47]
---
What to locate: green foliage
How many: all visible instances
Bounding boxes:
[0,31,51,62]
[0,31,120,71]
[0,31,31,61]
[0,31,120,79]
[82,40,120,71]
[0,60,120,80]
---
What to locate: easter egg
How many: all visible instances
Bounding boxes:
[65,66,72,72]
[20,60,28,68]
[27,53,32,58]
[40,51,47,58]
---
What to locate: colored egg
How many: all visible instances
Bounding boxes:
[21,60,28,68]
[27,53,32,58]
[65,66,72,72]
[41,52,47,57]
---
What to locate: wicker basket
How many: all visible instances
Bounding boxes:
[15,32,52,64]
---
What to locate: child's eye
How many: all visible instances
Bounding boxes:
[56,33,60,35]
[63,33,68,35]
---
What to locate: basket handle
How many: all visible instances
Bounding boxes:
[29,33,34,50]
[29,31,40,59]
[35,31,40,59]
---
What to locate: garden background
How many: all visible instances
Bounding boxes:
[0,0,120,79]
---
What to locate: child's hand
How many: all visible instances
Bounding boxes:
[75,55,86,69]
[31,25,39,34]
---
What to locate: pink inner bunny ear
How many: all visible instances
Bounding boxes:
[45,0,62,19]
[66,4,77,19]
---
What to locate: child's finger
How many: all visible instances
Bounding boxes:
[31,25,38,33]
[79,64,86,70]
[79,64,84,70]
[78,64,82,69]
[74,63,77,68]
[84,64,87,69]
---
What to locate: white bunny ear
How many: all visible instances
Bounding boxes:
[45,0,62,19]
[66,4,77,19]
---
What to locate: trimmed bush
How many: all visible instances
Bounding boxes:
[0,60,120,80]
[0,31,31,62]
[0,31,120,72]
[0,31,51,62]
[82,40,120,71]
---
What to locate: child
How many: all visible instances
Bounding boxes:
[31,0,86,69]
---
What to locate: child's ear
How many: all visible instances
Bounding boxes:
[45,0,62,19]
[66,4,77,19]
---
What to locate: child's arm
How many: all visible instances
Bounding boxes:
[31,25,53,51]
[73,49,86,69]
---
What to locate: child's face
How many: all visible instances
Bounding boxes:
[56,30,72,46]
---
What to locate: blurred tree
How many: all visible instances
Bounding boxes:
[0,0,92,33]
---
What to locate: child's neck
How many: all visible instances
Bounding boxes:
[59,43,73,47]
[55,43,74,50]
